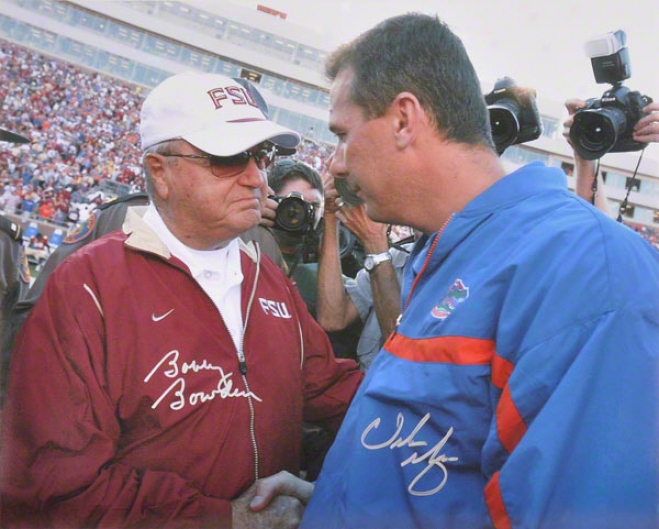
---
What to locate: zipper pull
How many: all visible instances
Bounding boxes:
[237,350,247,375]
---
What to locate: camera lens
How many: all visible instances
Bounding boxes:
[275,196,313,232]
[570,108,626,160]
[488,100,521,154]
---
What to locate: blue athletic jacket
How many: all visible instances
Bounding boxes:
[301,162,659,529]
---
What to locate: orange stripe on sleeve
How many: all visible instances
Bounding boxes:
[383,333,495,364]
[485,471,513,529]
[496,384,527,453]
[492,353,514,389]
[384,333,527,453]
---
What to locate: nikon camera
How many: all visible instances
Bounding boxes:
[485,77,543,155]
[271,191,317,234]
[569,30,653,160]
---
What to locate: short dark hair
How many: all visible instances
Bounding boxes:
[325,12,494,150]
[268,159,323,195]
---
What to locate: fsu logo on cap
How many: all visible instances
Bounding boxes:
[432,279,469,320]
[207,86,259,112]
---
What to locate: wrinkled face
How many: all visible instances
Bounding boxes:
[328,68,396,224]
[146,140,269,250]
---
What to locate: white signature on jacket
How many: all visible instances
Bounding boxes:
[361,412,458,496]
[144,350,262,410]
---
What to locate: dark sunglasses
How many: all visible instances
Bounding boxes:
[161,143,277,178]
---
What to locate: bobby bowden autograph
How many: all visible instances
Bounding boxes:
[361,412,458,496]
[144,350,261,410]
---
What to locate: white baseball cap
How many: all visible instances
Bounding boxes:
[140,72,301,156]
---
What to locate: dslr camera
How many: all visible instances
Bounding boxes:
[271,192,317,234]
[485,77,543,155]
[569,30,653,160]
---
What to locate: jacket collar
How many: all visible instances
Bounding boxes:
[122,205,259,263]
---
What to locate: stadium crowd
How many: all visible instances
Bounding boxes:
[0,41,333,229]
[0,39,658,250]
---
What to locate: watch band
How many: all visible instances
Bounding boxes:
[364,251,392,273]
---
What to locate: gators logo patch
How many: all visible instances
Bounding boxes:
[19,248,31,284]
[63,211,98,244]
[432,279,469,320]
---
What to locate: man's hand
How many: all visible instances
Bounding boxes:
[322,160,343,217]
[250,471,315,511]
[260,187,278,228]
[633,102,659,144]
[336,203,389,254]
[563,98,611,214]
[232,471,313,529]
[563,98,587,150]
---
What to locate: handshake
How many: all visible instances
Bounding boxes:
[231,471,314,529]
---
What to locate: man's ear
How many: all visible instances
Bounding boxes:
[144,153,170,199]
[389,92,426,149]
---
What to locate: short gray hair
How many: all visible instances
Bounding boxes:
[142,139,180,196]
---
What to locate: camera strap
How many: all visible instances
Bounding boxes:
[616,150,645,223]
[386,225,415,254]
[390,235,415,254]
[287,245,304,279]
[590,159,601,206]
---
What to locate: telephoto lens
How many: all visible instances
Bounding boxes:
[484,77,542,155]
[273,193,316,233]
[489,104,521,154]
[569,108,624,160]
[569,87,652,160]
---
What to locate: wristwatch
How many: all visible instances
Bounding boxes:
[364,251,392,273]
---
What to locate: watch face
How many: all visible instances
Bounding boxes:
[364,256,375,271]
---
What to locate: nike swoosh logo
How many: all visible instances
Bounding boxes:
[152,309,175,322]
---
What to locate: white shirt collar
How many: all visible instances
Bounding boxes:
[142,203,241,280]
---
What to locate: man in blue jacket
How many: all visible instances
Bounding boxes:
[249,12,659,529]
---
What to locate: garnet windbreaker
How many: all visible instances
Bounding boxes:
[0,210,362,529]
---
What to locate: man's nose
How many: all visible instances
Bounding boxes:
[329,147,347,180]
[238,158,267,187]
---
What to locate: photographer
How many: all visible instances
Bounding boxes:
[563,98,612,214]
[266,159,362,481]
[266,158,362,356]
[633,101,659,142]
[563,30,656,216]
[317,172,412,372]
[266,159,325,315]
[563,99,659,215]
